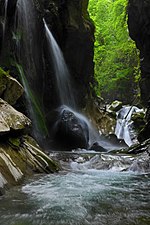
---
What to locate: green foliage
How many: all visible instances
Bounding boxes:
[88,0,140,103]
[0,67,10,77]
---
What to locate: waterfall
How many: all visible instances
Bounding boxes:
[15,0,48,141]
[15,0,37,81]
[0,0,8,57]
[115,106,142,146]
[2,0,8,43]
[15,1,101,149]
[43,20,76,108]
[43,20,105,149]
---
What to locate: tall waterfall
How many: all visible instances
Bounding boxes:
[43,20,76,108]
[15,1,100,149]
[15,0,48,140]
[2,0,8,44]
[15,0,38,81]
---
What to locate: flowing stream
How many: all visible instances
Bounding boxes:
[0,152,150,225]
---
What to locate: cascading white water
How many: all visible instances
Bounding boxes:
[115,106,143,146]
[15,0,37,80]
[15,0,48,140]
[1,152,150,225]
[43,20,102,147]
[2,0,8,43]
[43,20,76,108]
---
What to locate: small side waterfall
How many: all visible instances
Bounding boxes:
[115,106,142,146]
[43,20,76,108]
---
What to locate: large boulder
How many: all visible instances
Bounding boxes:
[0,135,59,195]
[51,106,89,150]
[0,68,24,105]
[0,98,31,134]
[107,100,123,113]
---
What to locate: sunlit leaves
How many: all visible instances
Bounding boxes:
[88,0,140,103]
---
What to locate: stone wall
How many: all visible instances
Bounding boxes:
[128,0,150,107]
[128,0,150,141]
[0,0,95,110]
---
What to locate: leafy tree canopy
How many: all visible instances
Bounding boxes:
[88,0,140,103]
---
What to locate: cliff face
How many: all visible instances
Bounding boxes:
[0,0,94,109]
[128,0,150,141]
[41,0,95,108]
[0,0,95,146]
[128,0,150,107]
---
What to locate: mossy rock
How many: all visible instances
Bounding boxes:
[107,100,123,112]
[8,137,21,150]
[0,67,24,105]
[0,135,60,194]
[0,68,8,96]
[0,98,31,134]
[132,113,145,133]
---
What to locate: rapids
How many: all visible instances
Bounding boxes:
[0,152,150,225]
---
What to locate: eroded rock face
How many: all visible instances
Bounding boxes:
[0,98,31,134]
[0,135,59,194]
[59,0,94,107]
[0,0,94,145]
[128,0,150,141]
[128,0,150,106]
[0,0,94,110]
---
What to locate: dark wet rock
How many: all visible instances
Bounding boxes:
[127,138,150,155]
[138,121,150,143]
[131,110,145,125]
[89,142,107,152]
[107,100,123,113]
[128,0,150,141]
[51,106,89,150]
[128,0,150,107]
[85,97,116,136]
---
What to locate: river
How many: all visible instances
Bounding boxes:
[0,152,150,225]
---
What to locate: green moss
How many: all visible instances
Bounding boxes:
[16,64,49,136]
[8,137,21,150]
[82,0,89,17]
[0,67,10,78]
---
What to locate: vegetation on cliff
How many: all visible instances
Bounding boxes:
[88,0,140,103]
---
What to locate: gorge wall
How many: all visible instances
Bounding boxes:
[1,0,150,143]
[128,0,150,140]
[128,0,150,107]
[0,0,94,110]
[0,0,95,144]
